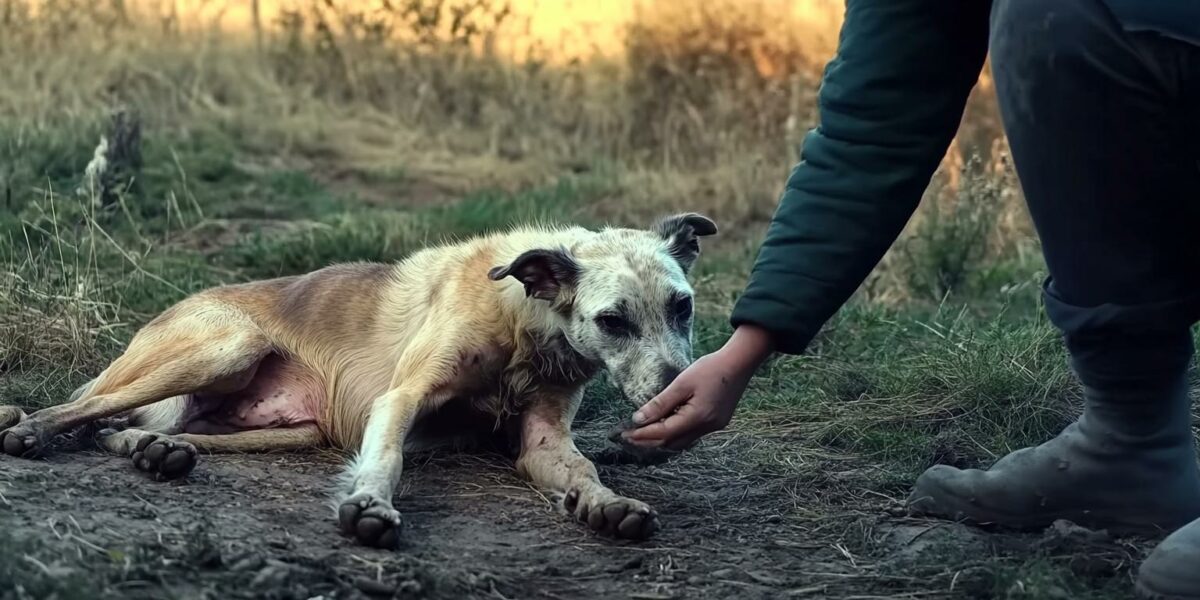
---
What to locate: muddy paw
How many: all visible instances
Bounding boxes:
[564,490,660,540]
[338,495,402,549]
[131,434,198,481]
[0,421,47,458]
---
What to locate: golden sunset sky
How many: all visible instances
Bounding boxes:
[147,0,843,61]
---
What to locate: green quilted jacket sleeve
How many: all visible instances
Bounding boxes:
[729,0,992,354]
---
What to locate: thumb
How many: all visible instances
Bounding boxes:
[632,374,692,425]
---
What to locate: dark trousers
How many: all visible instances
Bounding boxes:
[990,0,1200,387]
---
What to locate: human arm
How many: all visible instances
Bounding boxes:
[625,0,993,448]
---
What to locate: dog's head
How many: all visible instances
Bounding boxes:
[489,213,717,406]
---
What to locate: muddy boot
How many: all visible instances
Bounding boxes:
[1137,516,1200,600]
[907,330,1200,534]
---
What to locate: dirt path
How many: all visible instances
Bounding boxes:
[0,423,1144,600]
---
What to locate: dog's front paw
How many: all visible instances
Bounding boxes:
[564,489,660,540]
[0,420,48,458]
[338,494,402,549]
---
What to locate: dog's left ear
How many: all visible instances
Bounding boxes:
[655,212,718,273]
[488,248,581,301]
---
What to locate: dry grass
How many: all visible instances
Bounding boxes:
[0,0,1021,237]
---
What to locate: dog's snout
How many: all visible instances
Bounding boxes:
[658,366,682,392]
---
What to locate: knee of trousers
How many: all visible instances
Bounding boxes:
[1044,278,1199,386]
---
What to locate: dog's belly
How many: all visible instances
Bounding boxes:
[183,353,325,434]
[406,395,518,453]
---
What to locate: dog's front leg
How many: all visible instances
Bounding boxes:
[337,343,453,549]
[516,389,660,540]
[336,386,421,549]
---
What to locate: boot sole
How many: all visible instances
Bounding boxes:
[910,507,1181,537]
[909,478,1194,537]
[1136,580,1200,600]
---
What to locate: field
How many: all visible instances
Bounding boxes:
[0,1,1176,599]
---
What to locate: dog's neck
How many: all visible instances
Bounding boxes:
[520,326,598,388]
[474,322,597,422]
[497,280,586,368]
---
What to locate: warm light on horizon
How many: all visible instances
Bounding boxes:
[113,0,843,62]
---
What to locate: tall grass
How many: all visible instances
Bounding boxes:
[0,1,1019,232]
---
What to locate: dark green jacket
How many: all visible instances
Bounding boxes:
[728,0,1199,355]
[1105,0,1200,45]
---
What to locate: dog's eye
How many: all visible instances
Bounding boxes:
[595,314,633,336]
[671,296,693,321]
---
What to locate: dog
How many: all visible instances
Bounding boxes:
[0,213,716,548]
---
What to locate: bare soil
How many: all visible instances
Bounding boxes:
[0,423,1148,600]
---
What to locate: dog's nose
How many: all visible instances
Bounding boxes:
[658,367,682,392]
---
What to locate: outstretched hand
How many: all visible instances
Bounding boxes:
[622,325,774,450]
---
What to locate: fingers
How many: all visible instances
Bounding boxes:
[624,401,706,446]
[632,373,693,426]
[663,426,710,452]
[664,435,704,452]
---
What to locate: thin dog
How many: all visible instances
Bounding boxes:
[0,213,716,548]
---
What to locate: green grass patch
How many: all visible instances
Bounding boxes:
[987,557,1136,600]
[220,173,611,279]
[728,302,1078,488]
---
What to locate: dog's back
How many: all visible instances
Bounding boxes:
[122,225,598,449]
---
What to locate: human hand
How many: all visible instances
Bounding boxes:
[622,325,773,450]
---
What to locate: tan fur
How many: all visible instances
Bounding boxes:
[0,217,715,545]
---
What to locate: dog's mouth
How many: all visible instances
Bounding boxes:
[610,378,678,409]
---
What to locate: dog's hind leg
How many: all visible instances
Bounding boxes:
[0,378,94,439]
[96,424,324,481]
[0,300,272,460]
[0,380,98,449]
[67,378,97,403]
[0,406,27,432]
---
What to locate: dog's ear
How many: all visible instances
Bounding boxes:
[655,212,718,273]
[488,248,581,301]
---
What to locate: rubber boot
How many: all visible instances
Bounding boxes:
[1137,516,1200,600]
[907,330,1200,535]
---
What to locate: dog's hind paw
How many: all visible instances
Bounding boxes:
[0,420,47,458]
[130,433,197,481]
[338,494,402,549]
[0,406,26,432]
